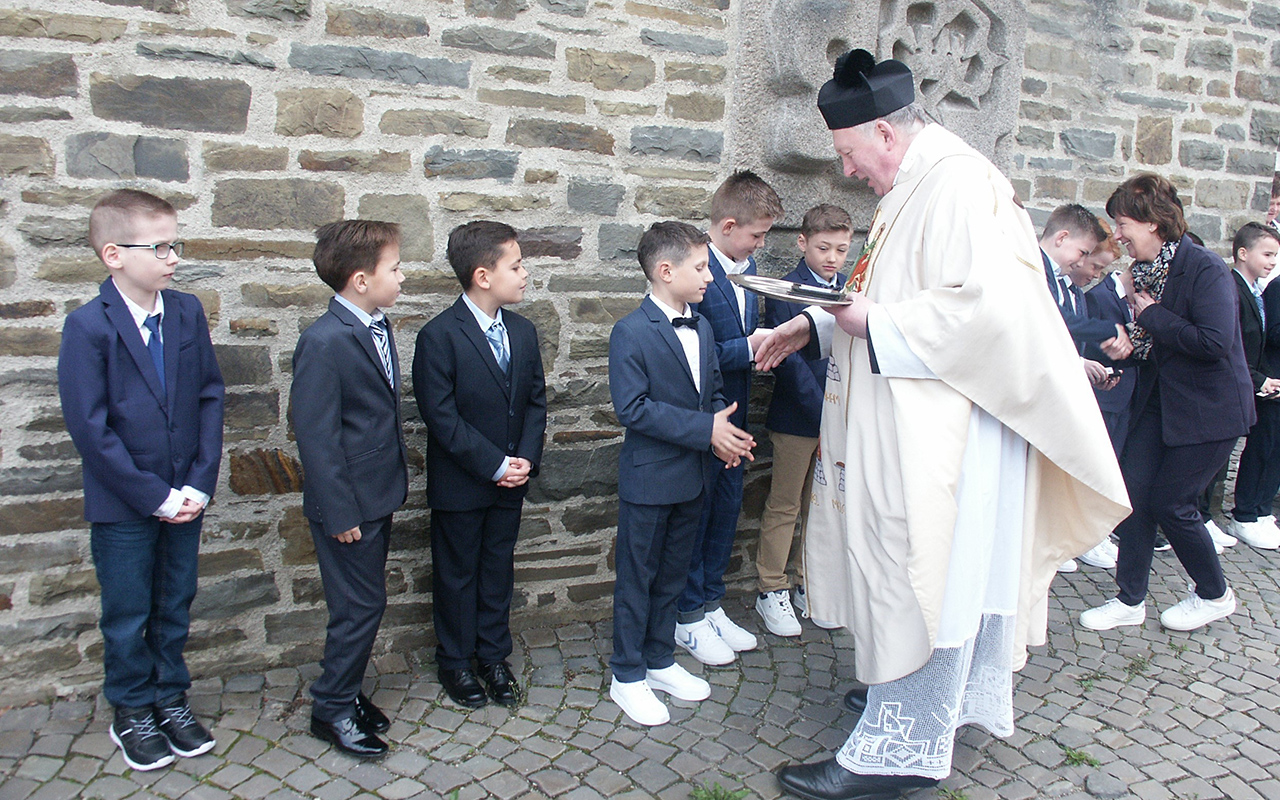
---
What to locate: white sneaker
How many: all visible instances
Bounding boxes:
[645,663,711,702]
[1205,519,1237,548]
[793,586,841,629]
[705,607,758,651]
[1229,518,1280,550]
[1160,587,1236,631]
[1080,598,1146,630]
[1078,540,1118,569]
[674,619,735,665]
[1057,559,1078,573]
[755,590,802,637]
[610,677,670,726]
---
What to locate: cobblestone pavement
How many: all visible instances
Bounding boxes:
[2,541,1279,800]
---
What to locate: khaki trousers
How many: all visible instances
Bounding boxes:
[756,431,819,593]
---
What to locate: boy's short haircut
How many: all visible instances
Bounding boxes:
[88,189,176,257]
[709,170,784,225]
[313,219,402,293]
[447,221,518,291]
[1041,203,1107,244]
[1234,221,1280,258]
[800,204,853,238]
[1094,218,1123,259]
[638,221,710,281]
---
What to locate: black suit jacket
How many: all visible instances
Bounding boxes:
[1231,268,1271,392]
[1129,236,1255,446]
[764,260,844,438]
[292,298,409,536]
[413,297,547,512]
[1083,275,1137,414]
[1042,249,1121,352]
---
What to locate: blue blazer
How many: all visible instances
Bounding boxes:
[292,298,409,536]
[764,260,845,438]
[1263,277,1280,373]
[1129,236,1255,446]
[692,245,757,427]
[1083,274,1137,414]
[1230,269,1271,393]
[1042,249,1120,352]
[412,296,547,512]
[609,296,728,506]
[59,279,224,523]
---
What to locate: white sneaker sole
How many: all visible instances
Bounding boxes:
[162,732,217,758]
[1079,610,1145,631]
[755,604,802,637]
[1161,599,1236,632]
[646,672,711,702]
[609,684,669,726]
[110,726,176,771]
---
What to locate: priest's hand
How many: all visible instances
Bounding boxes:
[754,316,811,371]
[833,294,873,339]
[1100,325,1133,360]
[711,402,755,467]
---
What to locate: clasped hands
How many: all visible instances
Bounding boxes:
[160,497,205,525]
[711,401,755,468]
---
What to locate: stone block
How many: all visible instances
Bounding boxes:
[288,44,469,88]
[0,300,55,319]
[0,10,127,42]
[28,570,98,606]
[525,168,557,183]
[191,573,280,620]
[1226,148,1275,176]
[1156,73,1201,93]
[186,239,313,261]
[0,498,83,535]
[423,146,519,180]
[226,0,310,22]
[665,62,725,86]
[90,74,251,133]
[1179,140,1225,170]
[275,88,363,138]
[1034,176,1078,200]
[225,390,280,429]
[203,142,289,172]
[506,118,613,154]
[136,43,274,70]
[0,106,71,123]
[1236,72,1280,104]
[466,0,528,19]
[1148,0,1194,19]
[566,48,655,91]
[1024,43,1090,78]
[299,149,410,173]
[0,134,54,176]
[568,180,624,216]
[265,609,328,644]
[439,192,548,212]
[1114,91,1188,111]
[519,227,582,259]
[0,541,81,575]
[1216,123,1246,142]
[35,256,101,283]
[401,270,463,295]
[1016,127,1054,149]
[18,217,88,248]
[630,125,722,162]
[1250,109,1280,147]
[634,186,710,219]
[440,25,556,59]
[1020,101,1070,122]
[358,194,434,262]
[0,464,80,494]
[627,1,723,29]
[1185,211,1223,243]
[0,240,13,290]
[1140,37,1175,58]
[0,51,77,98]
[228,448,304,494]
[597,101,656,116]
[487,65,550,84]
[326,5,428,37]
[640,28,726,56]
[666,92,724,122]
[380,109,490,138]
[598,224,644,260]
[1060,129,1115,161]
[1185,39,1233,70]
[229,318,277,337]
[1136,117,1173,164]
[1194,179,1250,209]
[538,0,586,14]
[212,179,344,230]
[213,344,273,385]
[279,507,315,565]
[66,132,189,182]
[477,88,585,114]
[561,498,618,534]
[240,283,331,308]
[1250,3,1280,31]
[0,643,80,681]
[526,442,620,501]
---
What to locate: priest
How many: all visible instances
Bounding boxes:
[755,50,1132,800]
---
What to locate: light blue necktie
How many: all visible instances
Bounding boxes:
[143,314,165,392]
[486,320,509,373]
[1255,291,1265,329]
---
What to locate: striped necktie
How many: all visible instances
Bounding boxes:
[369,318,393,384]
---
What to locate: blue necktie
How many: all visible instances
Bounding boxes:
[143,314,165,392]
[1255,292,1266,329]
[486,320,509,373]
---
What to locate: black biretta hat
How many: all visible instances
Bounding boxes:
[817,49,915,130]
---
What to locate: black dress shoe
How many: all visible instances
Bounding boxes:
[354,693,390,734]
[310,715,388,759]
[776,759,937,800]
[843,682,869,716]
[478,661,520,707]
[438,667,487,708]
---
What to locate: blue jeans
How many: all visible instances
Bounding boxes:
[90,516,202,708]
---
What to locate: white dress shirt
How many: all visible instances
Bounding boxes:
[708,242,755,359]
[460,293,513,481]
[652,295,701,394]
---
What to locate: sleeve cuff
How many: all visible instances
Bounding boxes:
[865,307,938,379]
[181,486,210,507]
[154,488,185,519]
[492,456,511,482]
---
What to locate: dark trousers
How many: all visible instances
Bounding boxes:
[612,494,704,682]
[1101,403,1132,458]
[678,461,744,621]
[431,504,522,670]
[1232,400,1280,521]
[90,516,202,709]
[1114,408,1232,606]
[310,515,391,723]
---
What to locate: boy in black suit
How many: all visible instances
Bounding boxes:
[608,221,755,726]
[412,221,547,709]
[293,220,409,759]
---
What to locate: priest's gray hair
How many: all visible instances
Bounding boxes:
[878,103,931,133]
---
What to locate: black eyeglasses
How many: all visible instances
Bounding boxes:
[117,241,184,259]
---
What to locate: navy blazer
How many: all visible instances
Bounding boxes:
[609,296,728,506]
[1042,249,1120,352]
[1231,269,1271,392]
[1263,277,1280,371]
[692,245,757,427]
[1129,236,1255,446]
[413,297,547,512]
[59,279,224,523]
[764,260,845,438]
[1083,274,1138,414]
[292,298,409,536]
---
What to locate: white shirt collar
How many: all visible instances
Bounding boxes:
[650,295,691,320]
[461,292,504,331]
[1234,268,1262,296]
[1044,251,1066,280]
[333,293,384,327]
[806,267,839,288]
[112,278,165,330]
[708,242,751,275]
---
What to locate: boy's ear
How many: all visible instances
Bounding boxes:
[1052,229,1071,248]
[100,243,123,270]
[472,265,491,290]
[1236,246,1248,264]
[656,260,674,283]
[349,268,369,294]
[796,234,808,253]
[718,217,737,238]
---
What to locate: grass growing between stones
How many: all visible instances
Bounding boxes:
[1075,670,1106,691]
[1060,745,1100,767]
[690,781,749,800]
[1123,654,1151,680]
[937,788,969,800]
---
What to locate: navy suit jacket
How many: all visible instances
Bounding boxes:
[1230,269,1271,392]
[413,297,547,512]
[1083,274,1137,414]
[292,298,409,536]
[692,245,757,428]
[1129,236,1255,446]
[610,296,728,506]
[1263,277,1280,374]
[59,279,224,523]
[1043,249,1120,352]
[764,260,845,438]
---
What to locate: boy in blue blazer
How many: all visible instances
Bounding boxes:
[755,205,851,636]
[59,189,224,771]
[676,171,783,666]
[413,221,547,710]
[608,221,756,726]
[293,220,409,759]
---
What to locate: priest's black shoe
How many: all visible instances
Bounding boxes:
[439,667,487,708]
[478,661,521,707]
[310,715,388,760]
[843,681,869,716]
[776,759,937,800]
[354,693,390,734]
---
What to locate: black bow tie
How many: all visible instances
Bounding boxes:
[672,316,699,329]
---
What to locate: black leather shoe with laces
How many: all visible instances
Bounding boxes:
[776,759,938,800]
[355,692,391,734]
[478,661,520,706]
[842,682,869,716]
[111,707,176,771]
[310,715,389,759]
[154,694,216,757]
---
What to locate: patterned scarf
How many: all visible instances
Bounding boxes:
[1126,238,1179,361]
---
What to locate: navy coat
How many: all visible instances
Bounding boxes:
[764,260,845,438]
[692,246,757,428]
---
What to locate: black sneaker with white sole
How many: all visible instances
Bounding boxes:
[154,694,216,757]
[110,707,176,771]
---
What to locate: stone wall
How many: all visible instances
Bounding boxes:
[1,0,1278,703]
